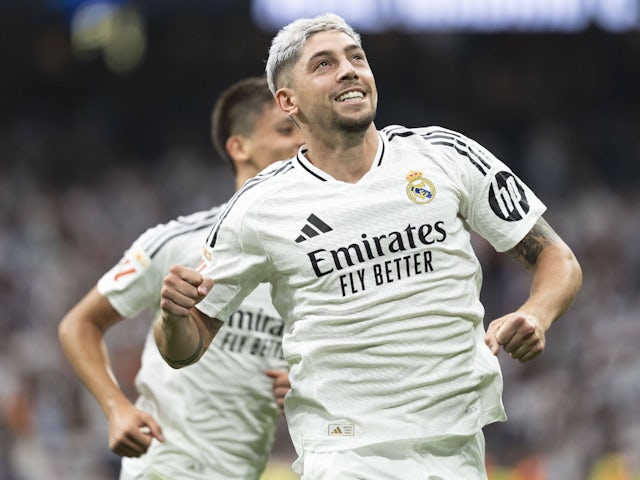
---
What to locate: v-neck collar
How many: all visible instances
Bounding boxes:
[295,131,386,183]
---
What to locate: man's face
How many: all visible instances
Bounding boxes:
[246,103,304,172]
[289,30,377,134]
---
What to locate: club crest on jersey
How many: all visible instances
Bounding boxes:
[405,170,436,205]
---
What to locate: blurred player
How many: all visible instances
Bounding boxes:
[155,14,582,480]
[59,76,303,479]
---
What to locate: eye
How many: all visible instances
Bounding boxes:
[352,53,366,62]
[278,126,295,136]
[277,123,296,135]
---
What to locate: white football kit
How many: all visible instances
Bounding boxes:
[196,126,547,474]
[97,206,287,480]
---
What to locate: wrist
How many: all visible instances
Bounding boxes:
[163,334,203,368]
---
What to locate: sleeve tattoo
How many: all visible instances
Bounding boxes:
[507,217,561,270]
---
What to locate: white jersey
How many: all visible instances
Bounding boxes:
[197,126,546,462]
[97,205,287,480]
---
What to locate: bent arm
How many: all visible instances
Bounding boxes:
[485,217,582,362]
[508,216,582,330]
[154,264,222,368]
[58,287,129,416]
[59,286,166,455]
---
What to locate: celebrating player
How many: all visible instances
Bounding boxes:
[156,14,582,480]
[59,77,302,479]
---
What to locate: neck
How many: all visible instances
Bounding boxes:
[303,124,379,183]
[234,169,258,191]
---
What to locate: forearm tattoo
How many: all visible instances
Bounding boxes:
[507,217,560,270]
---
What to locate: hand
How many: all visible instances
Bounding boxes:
[107,399,164,457]
[160,264,214,321]
[265,369,290,415]
[484,312,546,363]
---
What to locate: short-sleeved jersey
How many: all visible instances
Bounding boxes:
[97,205,287,480]
[197,126,546,459]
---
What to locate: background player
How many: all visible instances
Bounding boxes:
[59,76,303,479]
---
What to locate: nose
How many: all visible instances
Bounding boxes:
[337,58,358,82]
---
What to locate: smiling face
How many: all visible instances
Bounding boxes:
[277,31,378,138]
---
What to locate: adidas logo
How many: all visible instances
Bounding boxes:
[328,423,355,436]
[295,214,333,243]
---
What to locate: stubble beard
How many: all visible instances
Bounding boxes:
[330,104,377,136]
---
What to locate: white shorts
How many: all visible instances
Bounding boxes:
[119,450,218,480]
[299,432,487,480]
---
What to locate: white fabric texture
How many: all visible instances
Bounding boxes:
[98,205,287,480]
[197,126,546,469]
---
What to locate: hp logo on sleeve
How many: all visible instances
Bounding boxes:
[488,171,530,221]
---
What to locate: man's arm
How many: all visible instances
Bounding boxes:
[485,217,583,362]
[155,264,221,368]
[58,287,165,456]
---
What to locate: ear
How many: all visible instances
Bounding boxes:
[275,88,298,117]
[225,135,250,164]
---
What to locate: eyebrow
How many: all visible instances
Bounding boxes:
[306,43,363,66]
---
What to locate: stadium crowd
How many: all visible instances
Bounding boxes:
[1,6,639,479]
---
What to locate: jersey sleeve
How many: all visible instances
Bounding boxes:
[97,235,167,318]
[197,198,270,322]
[451,130,547,252]
[97,210,217,317]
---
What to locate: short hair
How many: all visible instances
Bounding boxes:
[211,76,275,173]
[265,13,362,95]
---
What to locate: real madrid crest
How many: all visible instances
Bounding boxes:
[405,170,436,204]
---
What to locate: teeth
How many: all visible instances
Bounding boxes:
[338,91,364,102]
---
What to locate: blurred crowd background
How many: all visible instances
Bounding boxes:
[1,1,639,479]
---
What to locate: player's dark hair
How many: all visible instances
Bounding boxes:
[211,77,274,174]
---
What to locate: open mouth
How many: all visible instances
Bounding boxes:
[336,90,365,102]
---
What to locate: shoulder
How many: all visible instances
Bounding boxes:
[228,159,296,211]
[380,124,494,174]
[252,158,297,186]
[379,124,469,161]
[204,160,296,248]
[381,124,469,145]
[133,205,224,259]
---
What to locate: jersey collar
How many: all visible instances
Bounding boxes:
[295,131,386,182]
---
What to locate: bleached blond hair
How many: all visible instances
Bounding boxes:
[265,13,362,95]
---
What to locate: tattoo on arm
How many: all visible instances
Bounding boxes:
[507,217,560,270]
